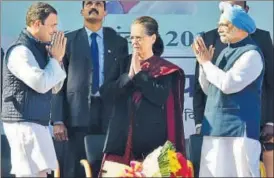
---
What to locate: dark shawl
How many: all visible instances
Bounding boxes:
[139,56,186,154]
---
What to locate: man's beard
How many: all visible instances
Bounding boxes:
[220,28,237,44]
[220,36,230,44]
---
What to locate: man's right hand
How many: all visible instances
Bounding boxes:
[53,123,68,141]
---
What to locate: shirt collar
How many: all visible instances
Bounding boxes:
[85,26,103,38]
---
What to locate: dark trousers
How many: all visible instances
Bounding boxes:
[56,98,104,178]
[50,131,91,178]
[63,127,101,178]
[50,140,68,178]
[65,128,86,177]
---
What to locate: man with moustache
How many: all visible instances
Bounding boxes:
[51,1,128,177]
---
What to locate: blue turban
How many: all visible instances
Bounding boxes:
[219,2,256,34]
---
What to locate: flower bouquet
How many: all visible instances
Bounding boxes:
[119,141,193,177]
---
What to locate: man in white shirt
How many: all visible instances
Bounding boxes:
[1,2,66,177]
[192,2,263,177]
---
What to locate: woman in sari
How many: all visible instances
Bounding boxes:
[100,16,186,169]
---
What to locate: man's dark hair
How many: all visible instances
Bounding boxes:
[82,1,106,10]
[26,2,57,26]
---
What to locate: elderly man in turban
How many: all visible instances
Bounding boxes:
[192,2,264,177]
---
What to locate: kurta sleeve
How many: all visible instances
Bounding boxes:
[7,45,66,94]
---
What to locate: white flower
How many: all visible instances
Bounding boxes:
[142,146,162,177]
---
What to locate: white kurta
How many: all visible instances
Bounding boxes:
[3,45,66,176]
[199,135,261,177]
[3,122,58,176]
[198,50,263,177]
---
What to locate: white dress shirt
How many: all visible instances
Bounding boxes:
[7,45,66,94]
